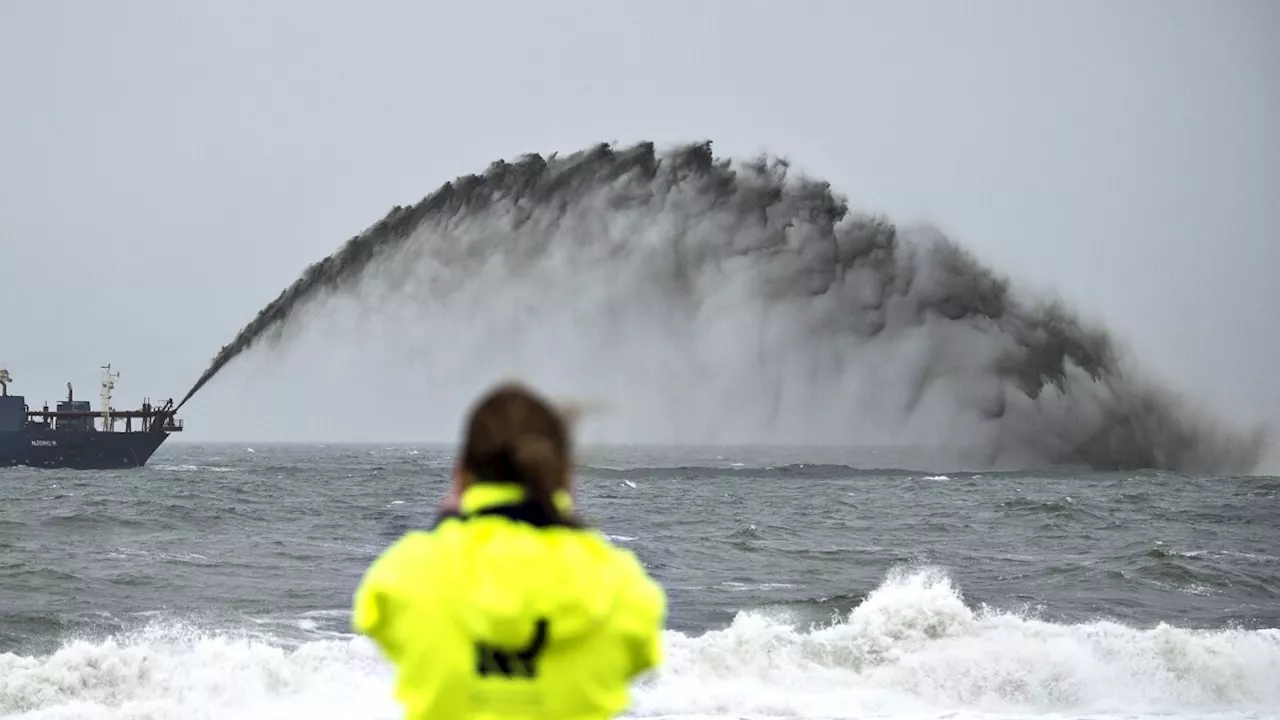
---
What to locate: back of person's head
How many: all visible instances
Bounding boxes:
[462,381,581,526]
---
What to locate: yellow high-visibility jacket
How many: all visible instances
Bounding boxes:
[352,481,667,720]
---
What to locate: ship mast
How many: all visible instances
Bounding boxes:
[0,368,10,396]
[100,364,119,432]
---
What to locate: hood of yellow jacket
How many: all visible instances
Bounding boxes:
[433,482,632,649]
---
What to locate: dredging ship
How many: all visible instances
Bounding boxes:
[0,365,183,470]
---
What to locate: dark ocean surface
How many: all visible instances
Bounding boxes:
[2,442,1278,719]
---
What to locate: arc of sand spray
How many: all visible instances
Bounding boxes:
[172,204,421,413]
[173,140,1267,474]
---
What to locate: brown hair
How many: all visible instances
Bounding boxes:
[461,381,582,527]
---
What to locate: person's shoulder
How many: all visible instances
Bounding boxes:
[367,528,444,576]
[591,534,666,673]
[589,534,665,611]
[388,527,438,553]
[353,529,443,637]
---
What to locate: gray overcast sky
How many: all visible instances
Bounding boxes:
[2,0,1277,444]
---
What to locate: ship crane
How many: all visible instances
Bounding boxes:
[100,364,120,432]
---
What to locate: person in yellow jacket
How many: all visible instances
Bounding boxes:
[352,382,667,720]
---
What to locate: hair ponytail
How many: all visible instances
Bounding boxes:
[461,382,583,528]
[510,434,564,524]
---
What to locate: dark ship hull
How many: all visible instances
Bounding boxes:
[0,427,171,470]
[0,365,183,471]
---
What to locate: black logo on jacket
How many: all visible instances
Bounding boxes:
[475,619,550,678]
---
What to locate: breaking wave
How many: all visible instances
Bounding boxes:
[177,140,1267,473]
[2,569,1277,719]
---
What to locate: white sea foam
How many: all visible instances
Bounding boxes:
[2,569,1277,719]
[0,624,396,720]
[634,568,1280,718]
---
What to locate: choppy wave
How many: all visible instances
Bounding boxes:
[579,463,1020,482]
[149,465,236,474]
[584,463,889,481]
[640,569,1280,718]
[3,569,1277,719]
